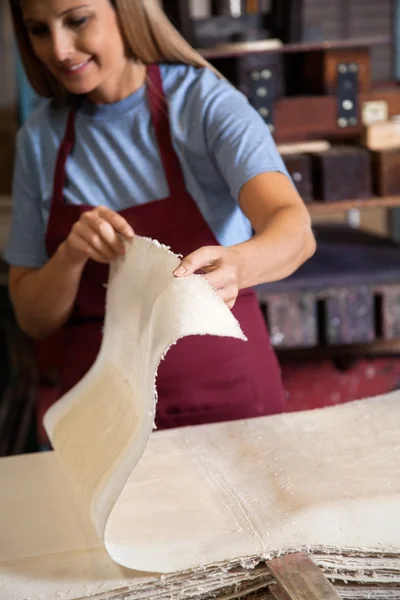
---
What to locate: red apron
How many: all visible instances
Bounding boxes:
[40,64,285,438]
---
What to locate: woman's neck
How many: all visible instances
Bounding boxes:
[87,61,147,105]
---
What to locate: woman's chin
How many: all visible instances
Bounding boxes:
[62,80,99,97]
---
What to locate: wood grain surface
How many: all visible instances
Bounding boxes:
[268,553,341,600]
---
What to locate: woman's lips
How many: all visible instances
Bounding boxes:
[60,58,93,76]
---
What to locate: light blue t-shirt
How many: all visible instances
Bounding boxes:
[4,63,289,268]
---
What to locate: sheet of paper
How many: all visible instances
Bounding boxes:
[43,236,246,569]
[106,391,400,572]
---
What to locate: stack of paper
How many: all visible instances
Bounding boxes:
[1,393,400,599]
[1,238,400,599]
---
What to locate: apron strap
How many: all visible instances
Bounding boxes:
[52,106,77,207]
[146,64,187,197]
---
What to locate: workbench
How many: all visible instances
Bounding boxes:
[2,392,400,600]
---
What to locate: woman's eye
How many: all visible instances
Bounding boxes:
[29,25,49,37]
[68,17,88,28]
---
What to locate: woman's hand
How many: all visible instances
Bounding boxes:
[174,246,244,309]
[63,206,134,265]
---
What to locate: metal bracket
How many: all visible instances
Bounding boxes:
[249,68,276,135]
[336,62,359,129]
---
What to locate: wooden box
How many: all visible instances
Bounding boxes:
[285,48,371,96]
[377,285,400,340]
[371,148,400,196]
[310,146,372,202]
[324,287,375,346]
[211,52,285,126]
[261,292,317,349]
[282,153,313,203]
[362,121,400,151]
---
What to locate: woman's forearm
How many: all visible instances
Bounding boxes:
[10,242,87,339]
[173,173,317,308]
[233,204,316,289]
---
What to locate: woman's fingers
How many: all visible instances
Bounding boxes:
[82,210,132,255]
[174,246,219,277]
[204,275,239,308]
[98,207,134,240]
[203,266,238,291]
[174,246,240,309]
[73,219,117,261]
[66,207,135,265]
[218,284,238,309]
[83,216,123,258]
[67,230,112,264]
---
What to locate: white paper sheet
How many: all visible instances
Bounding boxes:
[43,236,246,569]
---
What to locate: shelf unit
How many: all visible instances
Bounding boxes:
[198,32,400,357]
[200,37,400,143]
[198,35,391,60]
[307,196,400,216]
[3,195,400,221]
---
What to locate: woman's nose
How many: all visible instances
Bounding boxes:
[50,28,74,63]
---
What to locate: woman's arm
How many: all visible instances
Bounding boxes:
[9,207,134,339]
[9,245,87,340]
[233,171,316,287]
[174,172,316,308]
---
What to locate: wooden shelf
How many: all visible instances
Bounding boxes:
[199,35,391,60]
[278,337,400,360]
[307,195,400,215]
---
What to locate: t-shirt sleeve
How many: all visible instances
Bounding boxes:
[3,127,48,268]
[202,75,290,201]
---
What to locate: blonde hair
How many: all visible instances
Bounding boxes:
[9,0,216,103]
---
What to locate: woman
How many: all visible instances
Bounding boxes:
[6,0,315,438]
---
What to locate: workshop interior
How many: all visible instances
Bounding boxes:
[1,0,400,454]
[1,1,400,599]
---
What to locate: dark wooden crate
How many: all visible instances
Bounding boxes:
[259,286,377,349]
[260,292,317,349]
[310,146,372,202]
[282,153,313,203]
[285,47,371,96]
[371,149,400,196]
[376,285,400,340]
[255,225,400,349]
[324,286,375,346]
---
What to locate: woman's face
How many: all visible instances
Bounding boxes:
[21,0,130,101]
